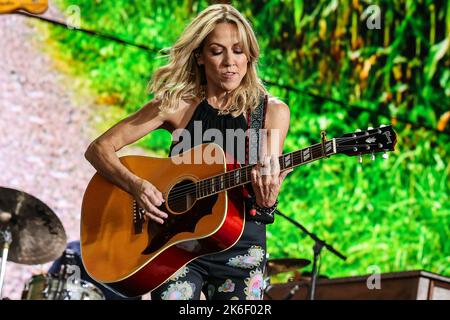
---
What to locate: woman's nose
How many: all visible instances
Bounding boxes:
[223,50,235,66]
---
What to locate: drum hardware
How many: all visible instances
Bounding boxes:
[263,256,310,300]
[0,219,12,298]
[266,258,311,276]
[21,244,105,300]
[0,187,67,264]
[54,248,78,300]
[263,284,274,300]
[21,273,105,300]
[0,187,106,300]
[282,283,301,300]
[274,209,347,300]
[0,187,67,299]
[20,246,105,300]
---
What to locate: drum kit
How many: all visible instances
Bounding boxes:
[266,258,311,276]
[0,187,105,300]
[264,258,317,300]
[264,257,311,285]
[264,254,338,300]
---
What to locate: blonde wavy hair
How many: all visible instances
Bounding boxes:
[149,4,267,117]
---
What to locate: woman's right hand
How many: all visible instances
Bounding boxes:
[131,178,168,224]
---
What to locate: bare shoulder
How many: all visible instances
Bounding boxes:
[178,98,197,113]
[139,97,186,117]
[161,97,202,131]
[265,96,290,128]
[267,96,290,114]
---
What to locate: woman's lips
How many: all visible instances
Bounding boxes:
[221,72,237,79]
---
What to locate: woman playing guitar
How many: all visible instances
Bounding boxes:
[84,4,291,300]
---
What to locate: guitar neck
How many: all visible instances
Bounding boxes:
[196,139,337,198]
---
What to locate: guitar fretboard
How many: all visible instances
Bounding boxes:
[196,139,336,198]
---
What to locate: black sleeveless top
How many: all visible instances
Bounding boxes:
[168,99,248,164]
[168,98,275,225]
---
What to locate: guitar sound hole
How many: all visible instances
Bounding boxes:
[167,179,197,214]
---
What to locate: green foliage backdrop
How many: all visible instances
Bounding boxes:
[43,0,449,279]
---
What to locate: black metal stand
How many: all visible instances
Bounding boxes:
[0,226,12,299]
[275,209,347,300]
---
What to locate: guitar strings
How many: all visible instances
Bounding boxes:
[163,140,387,205]
[165,143,386,205]
[166,131,388,202]
[166,142,328,197]
[165,132,386,200]
[164,136,388,203]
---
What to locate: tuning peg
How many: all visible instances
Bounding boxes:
[371,152,375,161]
[382,152,389,159]
[380,124,387,128]
[368,126,373,130]
[358,153,363,163]
[356,128,362,132]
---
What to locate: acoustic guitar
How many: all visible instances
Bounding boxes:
[0,0,48,14]
[80,125,397,297]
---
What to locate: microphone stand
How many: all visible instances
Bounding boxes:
[275,209,347,300]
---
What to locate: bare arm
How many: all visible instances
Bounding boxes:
[85,99,169,223]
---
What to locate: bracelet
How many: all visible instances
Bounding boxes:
[249,198,279,217]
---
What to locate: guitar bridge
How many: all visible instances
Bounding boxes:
[132,200,144,234]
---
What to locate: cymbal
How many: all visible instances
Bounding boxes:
[266,258,311,276]
[0,187,67,265]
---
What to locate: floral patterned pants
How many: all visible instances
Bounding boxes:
[151,220,267,300]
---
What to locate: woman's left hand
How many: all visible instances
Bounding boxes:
[250,154,293,207]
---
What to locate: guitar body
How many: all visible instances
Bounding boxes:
[80,143,245,297]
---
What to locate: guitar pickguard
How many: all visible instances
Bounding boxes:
[141,194,219,255]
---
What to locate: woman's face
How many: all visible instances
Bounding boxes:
[198,23,248,93]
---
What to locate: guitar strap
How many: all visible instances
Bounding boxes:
[244,94,275,225]
[245,94,268,166]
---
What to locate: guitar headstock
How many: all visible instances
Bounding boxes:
[335,125,397,161]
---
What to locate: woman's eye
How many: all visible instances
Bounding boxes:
[212,51,222,55]
[234,50,243,54]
